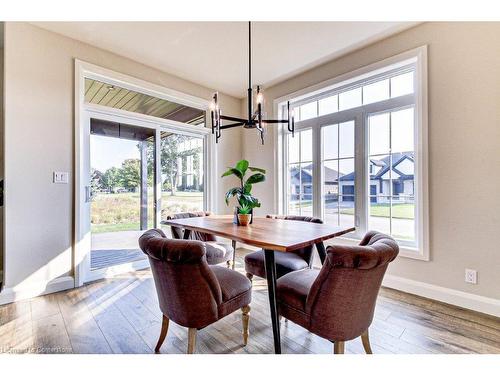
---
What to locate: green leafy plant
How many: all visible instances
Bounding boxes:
[237,202,252,215]
[221,159,266,212]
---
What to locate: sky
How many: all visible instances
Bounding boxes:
[90,135,140,172]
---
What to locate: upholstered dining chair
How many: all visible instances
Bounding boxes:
[167,211,236,269]
[276,231,399,354]
[244,215,323,281]
[139,229,252,354]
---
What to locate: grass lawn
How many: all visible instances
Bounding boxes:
[91,222,141,234]
[341,203,414,219]
[291,200,414,220]
[91,191,203,233]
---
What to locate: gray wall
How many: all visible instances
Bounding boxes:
[1,22,242,296]
[242,22,500,300]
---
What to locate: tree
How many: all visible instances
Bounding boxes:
[102,167,121,193]
[119,159,141,191]
[90,168,105,197]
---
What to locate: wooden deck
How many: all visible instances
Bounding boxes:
[1,248,499,354]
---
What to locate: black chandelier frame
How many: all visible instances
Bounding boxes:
[210,22,295,144]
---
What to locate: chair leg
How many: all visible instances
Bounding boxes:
[246,272,253,282]
[334,341,345,354]
[241,305,251,345]
[278,314,289,322]
[187,328,197,354]
[155,315,169,353]
[361,330,373,354]
[232,240,237,270]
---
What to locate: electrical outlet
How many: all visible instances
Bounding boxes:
[465,269,477,284]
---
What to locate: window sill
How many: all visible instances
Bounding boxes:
[325,232,429,261]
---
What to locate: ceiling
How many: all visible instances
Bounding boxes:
[85,78,205,125]
[33,22,418,98]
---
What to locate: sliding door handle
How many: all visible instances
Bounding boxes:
[85,186,92,203]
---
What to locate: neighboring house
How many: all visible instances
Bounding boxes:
[290,152,415,204]
[289,164,343,201]
[339,152,414,203]
[289,166,314,201]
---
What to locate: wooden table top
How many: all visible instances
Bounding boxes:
[162,215,355,252]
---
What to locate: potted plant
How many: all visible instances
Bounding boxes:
[237,202,252,226]
[221,159,266,225]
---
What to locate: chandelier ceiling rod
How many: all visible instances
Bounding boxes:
[247,21,252,121]
[210,21,295,145]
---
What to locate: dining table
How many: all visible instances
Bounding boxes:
[161,215,355,354]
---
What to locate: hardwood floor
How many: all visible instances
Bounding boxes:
[1,248,499,354]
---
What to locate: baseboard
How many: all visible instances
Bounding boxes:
[0,276,75,305]
[382,274,500,318]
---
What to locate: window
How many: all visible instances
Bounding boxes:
[339,87,362,110]
[279,47,428,259]
[286,129,313,216]
[368,108,415,242]
[297,101,317,121]
[318,95,338,116]
[322,121,355,227]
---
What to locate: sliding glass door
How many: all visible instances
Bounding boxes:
[89,120,156,271]
[81,112,210,283]
[159,131,205,225]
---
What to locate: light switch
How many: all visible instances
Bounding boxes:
[53,171,69,184]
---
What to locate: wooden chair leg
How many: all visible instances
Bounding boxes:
[155,315,169,353]
[241,305,251,345]
[231,240,237,270]
[334,341,345,354]
[361,330,373,354]
[187,328,197,354]
[246,272,253,282]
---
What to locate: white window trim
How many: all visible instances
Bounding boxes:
[273,46,429,261]
[74,60,216,286]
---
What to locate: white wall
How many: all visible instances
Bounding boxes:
[242,22,500,302]
[1,22,242,302]
[0,42,4,282]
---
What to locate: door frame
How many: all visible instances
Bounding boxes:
[74,60,213,286]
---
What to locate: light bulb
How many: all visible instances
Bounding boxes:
[256,92,264,105]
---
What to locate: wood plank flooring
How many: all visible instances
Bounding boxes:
[1,248,499,354]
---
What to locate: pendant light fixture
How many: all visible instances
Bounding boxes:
[210,22,295,144]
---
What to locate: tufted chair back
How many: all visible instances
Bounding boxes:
[306,231,399,341]
[139,229,222,328]
[167,211,217,242]
[266,215,323,264]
